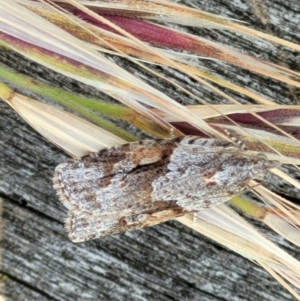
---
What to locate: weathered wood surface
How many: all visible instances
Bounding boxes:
[1,0,300,300]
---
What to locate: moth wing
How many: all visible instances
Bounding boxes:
[66,191,232,242]
[53,136,241,241]
[67,205,187,242]
[53,139,176,211]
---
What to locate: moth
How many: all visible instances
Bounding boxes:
[53,136,279,242]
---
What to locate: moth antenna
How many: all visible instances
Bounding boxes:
[223,128,248,151]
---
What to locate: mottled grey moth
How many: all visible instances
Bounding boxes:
[53,136,279,242]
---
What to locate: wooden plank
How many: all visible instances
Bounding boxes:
[0,101,296,301]
[1,0,300,300]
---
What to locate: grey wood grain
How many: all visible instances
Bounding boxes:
[1,0,300,300]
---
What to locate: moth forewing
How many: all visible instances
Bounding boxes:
[53,136,279,242]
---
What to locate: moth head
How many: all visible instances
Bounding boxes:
[248,154,280,182]
[204,154,280,190]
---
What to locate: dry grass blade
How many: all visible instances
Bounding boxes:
[20,1,277,105]
[230,195,300,248]
[263,213,300,248]
[179,207,300,298]
[1,84,125,157]
[53,0,300,86]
